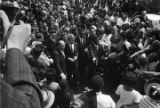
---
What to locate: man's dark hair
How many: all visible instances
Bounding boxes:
[122,72,137,87]
[91,75,104,91]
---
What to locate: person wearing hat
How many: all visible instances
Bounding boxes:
[139,79,160,108]
[75,75,115,108]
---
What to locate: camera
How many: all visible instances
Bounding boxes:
[0,1,20,22]
[0,1,26,46]
[0,1,20,42]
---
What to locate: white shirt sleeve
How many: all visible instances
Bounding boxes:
[134,91,142,103]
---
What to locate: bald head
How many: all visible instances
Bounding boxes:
[58,40,65,50]
[68,33,75,44]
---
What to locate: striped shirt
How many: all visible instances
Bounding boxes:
[139,96,160,108]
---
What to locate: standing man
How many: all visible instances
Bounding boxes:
[76,28,90,86]
[52,40,67,82]
[65,33,78,86]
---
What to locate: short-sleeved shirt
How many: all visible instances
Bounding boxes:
[115,85,142,108]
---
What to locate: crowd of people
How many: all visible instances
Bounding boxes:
[0,0,160,108]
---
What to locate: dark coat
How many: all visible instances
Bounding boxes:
[52,49,66,79]
[1,48,43,108]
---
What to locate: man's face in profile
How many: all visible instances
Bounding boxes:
[122,15,127,21]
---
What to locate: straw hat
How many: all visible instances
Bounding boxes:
[144,79,160,102]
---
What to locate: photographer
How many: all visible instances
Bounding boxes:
[0,10,42,108]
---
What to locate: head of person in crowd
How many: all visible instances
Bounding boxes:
[137,55,148,69]
[90,25,97,35]
[35,33,44,42]
[147,52,159,72]
[67,33,75,44]
[91,75,104,92]
[57,40,66,51]
[144,79,160,103]
[142,10,147,17]
[121,72,137,89]
[59,79,69,90]
[150,40,160,54]
[134,18,141,28]
[96,27,104,38]
[105,25,112,35]
[121,24,130,32]
[121,13,128,21]
[45,68,56,84]
[31,43,45,58]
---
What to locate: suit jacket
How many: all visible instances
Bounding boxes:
[65,42,78,61]
[76,35,90,63]
[64,42,78,75]
[52,49,66,75]
[88,43,104,62]
[76,35,89,51]
[1,48,43,108]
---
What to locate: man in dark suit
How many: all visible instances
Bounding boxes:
[76,29,90,86]
[52,40,67,82]
[87,33,104,86]
[0,10,42,108]
[65,33,78,85]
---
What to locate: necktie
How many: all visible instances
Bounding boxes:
[61,51,65,58]
[72,44,74,52]
[80,37,83,44]
[70,44,74,52]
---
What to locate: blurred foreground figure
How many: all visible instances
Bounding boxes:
[0,10,42,108]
